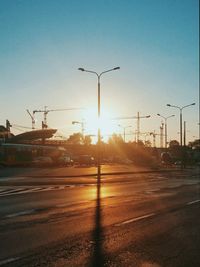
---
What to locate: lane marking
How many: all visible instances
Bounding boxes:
[0,183,96,197]
[145,189,160,194]
[0,257,20,266]
[0,188,28,195]
[115,213,155,226]
[18,187,43,193]
[187,199,200,205]
[6,209,35,218]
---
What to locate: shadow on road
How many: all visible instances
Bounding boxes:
[90,173,105,267]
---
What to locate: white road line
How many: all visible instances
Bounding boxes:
[145,189,160,194]
[19,187,43,193]
[0,257,20,266]
[0,187,27,195]
[115,213,155,226]
[6,209,35,218]
[0,187,42,196]
[0,183,96,197]
[0,188,12,193]
[187,199,200,205]
[0,186,64,196]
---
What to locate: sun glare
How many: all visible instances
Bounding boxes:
[83,107,117,141]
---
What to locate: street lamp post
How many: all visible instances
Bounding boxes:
[136,112,151,142]
[113,112,150,143]
[157,114,175,148]
[118,124,131,142]
[78,67,120,179]
[166,103,195,147]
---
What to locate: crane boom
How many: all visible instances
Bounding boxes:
[112,112,151,142]
[31,107,83,129]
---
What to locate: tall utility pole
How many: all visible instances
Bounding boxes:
[150,131,161,148]
[160,122,164,148]
[114,112,150,142]
[136,112,151,142]
[157,114,175,148]
[118,124,132,142]
[167,103,195,146]
[78,66,120,181]
[183,121,186,147]
[150,131,156,148]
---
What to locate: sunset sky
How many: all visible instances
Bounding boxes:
[0,0,199,144]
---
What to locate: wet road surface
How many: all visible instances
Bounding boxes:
[0,166,199,266]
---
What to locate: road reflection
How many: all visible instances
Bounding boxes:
[90,174,105,267]
[88,184,109,199]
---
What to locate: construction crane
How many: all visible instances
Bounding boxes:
[149,131,163,148]
[27,106,83,129]
[26,109,36,129]
[113,112,151,142]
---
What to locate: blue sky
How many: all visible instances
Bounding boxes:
[0,0,199,144]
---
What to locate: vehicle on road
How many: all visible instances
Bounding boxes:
[161,152,173,166]
[57,155,74,166]
[78,155,95,166]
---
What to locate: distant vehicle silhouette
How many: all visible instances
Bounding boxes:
[161,152,172,165]
[57,155,74,166]
[78,155,95,166]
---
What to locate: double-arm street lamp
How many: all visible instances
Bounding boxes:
[166,103,195,146]
[118,124,132,142]
[78,67,120,178]
[157,114,175,148]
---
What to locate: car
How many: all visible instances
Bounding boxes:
[57,156,74,166]
[174,160,182,166]
[161,152,173,165]
[78,155,95,166]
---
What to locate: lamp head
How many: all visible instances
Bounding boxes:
[113,66,120,70]
[191,103,196,106]
[157,113,160,116]
[166,104,171,107]
[78,68,85,71]
[146,115,151,118]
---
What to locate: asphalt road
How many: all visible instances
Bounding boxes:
[0,165,200,267]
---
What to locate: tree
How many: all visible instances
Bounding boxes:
[67,133,82,145]
[137,140,145,147]
[169,140,179,148]
[83,135,92,146]
[108,133,123,145]
[144,140,152,147]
